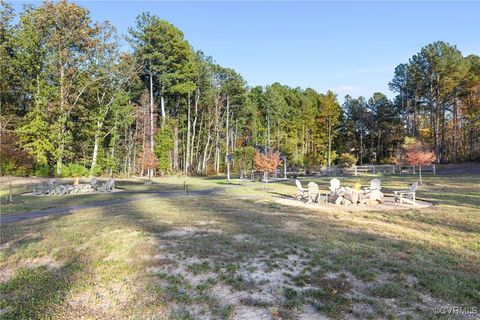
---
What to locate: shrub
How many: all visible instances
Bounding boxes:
[90,164,103,176]
[62,163,89,177]
[0,132,33,176]
[154,120,174,175]
[338,153,357,167]
[34,165,51,177]
[379,156,396,165]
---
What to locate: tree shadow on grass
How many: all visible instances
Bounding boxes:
[1,213,91,308]
[94,192,480,312]
[0,259,84,319]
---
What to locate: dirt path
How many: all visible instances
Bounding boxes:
[1,188,219,224]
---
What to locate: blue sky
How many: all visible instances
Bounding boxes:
[11,1,480,100]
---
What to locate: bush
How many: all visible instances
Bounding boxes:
[34,165,51,177]
[379,156,396,165]
[62,163,89,177]
[338,153,357,167]
[90,164,103,176]
[154,121,174,175]
[0,132,33,176]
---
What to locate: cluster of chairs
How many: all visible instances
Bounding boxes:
[295,179,330,204]
[31,177,115,196]
[295,178,419,205]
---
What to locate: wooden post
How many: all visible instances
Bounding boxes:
[283,157,287,178]
[226,161,230,184]
[433,164,436,175]
[9,175,13,203]
[186,184,189,196]
[354,165,357,176]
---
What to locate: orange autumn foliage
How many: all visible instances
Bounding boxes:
[254,150,282,173]
[404,142,435,166]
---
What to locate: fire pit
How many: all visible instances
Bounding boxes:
[329,186,383,205]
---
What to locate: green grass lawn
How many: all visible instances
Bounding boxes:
[0,173,479,319]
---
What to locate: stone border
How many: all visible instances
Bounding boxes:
[275,196,433,212]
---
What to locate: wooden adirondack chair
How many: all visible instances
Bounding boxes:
[393,182,418,204]
[295,179,308,199]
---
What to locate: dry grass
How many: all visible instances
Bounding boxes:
[0,172,479,319]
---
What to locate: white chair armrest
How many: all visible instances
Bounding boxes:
[393,190,414,194]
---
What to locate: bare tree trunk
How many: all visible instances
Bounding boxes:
[225,96,230,181]
[110,145,115,176]
[141,100,147,177]
[191,88,199,171]
[267,114,271,149]
[149,69,154,153]
[174,123,179,171]
[453,97,458,162]
[327,117,332,167]
[57,64,66,176]
[90,131,100,175]
[214,97,221,174]
[360,129,363,165]
[194,113,204,173]
[185,92,191,174]
[160,82,166,126]
[202,130,212,174]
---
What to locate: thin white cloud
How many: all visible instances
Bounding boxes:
[332,66,395,77]
[350,66,395,75]
[332,85,361,94]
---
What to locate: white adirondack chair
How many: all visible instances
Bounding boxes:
[329,178,340,193]
[307,182,320,204]
[364,179,381,193]
[99,178,115,192]
[46,179,59,195]
[393,182,418,204]
[40,182,51,195]
[59,184,75,195]
[295,179,308,199]
[90,177,98,190]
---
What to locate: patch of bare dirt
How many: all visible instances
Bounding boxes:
[275,196,433,212]
[195,220,220,226]
[23,256,63,269]
[0,268,14,283]
[162,227,223,238]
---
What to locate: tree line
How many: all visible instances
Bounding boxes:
[1,1,479,177]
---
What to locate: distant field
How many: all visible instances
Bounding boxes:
[0,172,479,319]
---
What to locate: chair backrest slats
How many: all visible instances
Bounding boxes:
[370,179,381,190]
[308,182,319,193]
[295,179,303,190]
[330,178,340,192]
[410,182,418,192]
